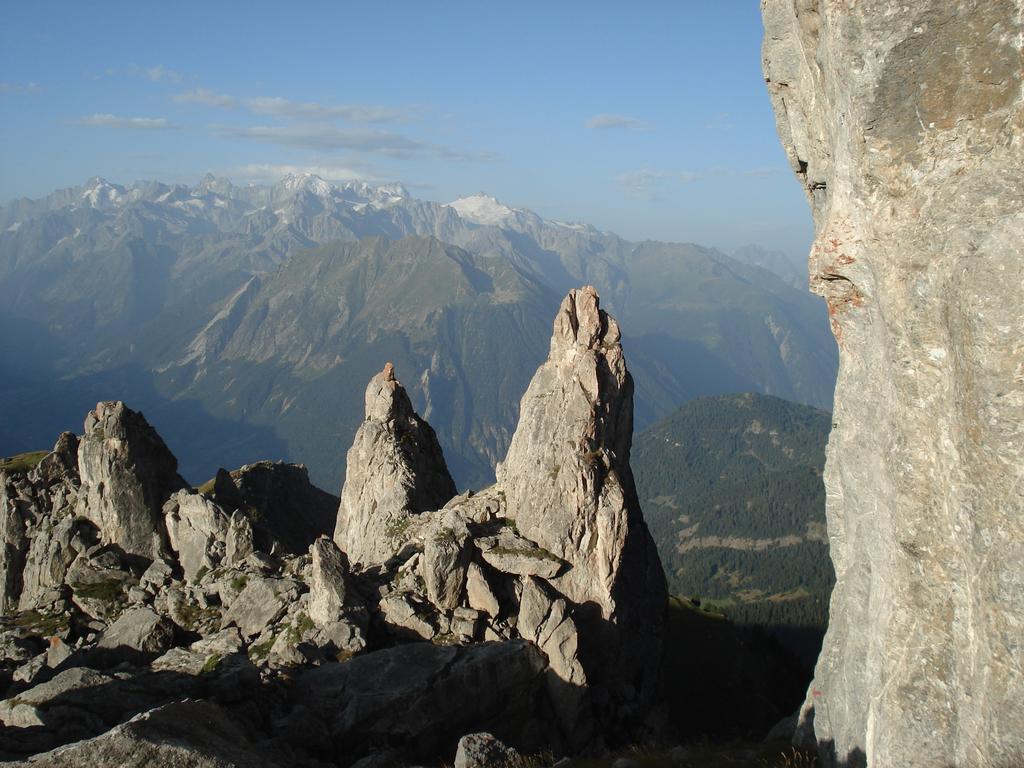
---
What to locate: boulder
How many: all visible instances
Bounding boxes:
[478,529,563,579]
[224,511,254,565]
[379,592,438,641]
[455,732,521,768]
[308,537,367,653]
[517,577,589,743]
[333,363,457,567]
[0,475,30,613]
[421,509,471,611]
[293,640,548,762]
[65,552,136,621]
[220,576,301,639]
[18,517,86,612]
[75,402,184,561]
[9,700,278,768]
[163,490,229,582]
[96,607,174,661]
[138,558,172,590]
[465,561,500,617]
[762,2,1024,765]
[3,433,83,613]
[308,537,361,624]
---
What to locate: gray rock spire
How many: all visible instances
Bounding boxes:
[497,286,666,717]
[76,401,184,561]
[333,364,457,567]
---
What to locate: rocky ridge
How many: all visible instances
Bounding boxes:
[763,2,1024,766]
[0,287,666,765]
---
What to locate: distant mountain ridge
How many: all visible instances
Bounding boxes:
[0,174,837,490]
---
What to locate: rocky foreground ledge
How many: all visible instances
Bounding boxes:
[0,287,667,766]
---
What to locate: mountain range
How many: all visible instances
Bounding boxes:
[0,174,837,490]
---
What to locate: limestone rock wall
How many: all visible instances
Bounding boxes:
[762,2,1024,766]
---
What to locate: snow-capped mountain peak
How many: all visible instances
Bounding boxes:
[335,180,409,207]
[277,173,335,198]
[80,177,126,210]
[444,193,519,226]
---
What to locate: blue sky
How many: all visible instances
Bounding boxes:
[0,1,812,257]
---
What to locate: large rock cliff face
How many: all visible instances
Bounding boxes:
[762,2,1024,766]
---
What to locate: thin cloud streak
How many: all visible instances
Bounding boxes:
[213,123,494,161]
[0,82,41,94]
[145,64,183,83]
[174,88,237,108]
[586,113,650,130]
[617,167,782,200]
[244,96,409,123]
[172,88,411,124]
[74,113,179,130]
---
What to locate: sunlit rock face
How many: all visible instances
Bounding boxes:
[76,402,184,562]
[762,2,1024,766]
[497,286,667,715]
[333,362,458,568]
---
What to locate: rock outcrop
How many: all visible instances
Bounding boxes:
[76,402,183,562]
[333,362,458,567]
[213,461,338,554]
[1,433,84,613]
[293,640,549,761]
[328,286,665,747]
[498,286,667,711]
[762,3,1024,766]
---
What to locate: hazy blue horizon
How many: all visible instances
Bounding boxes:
[1,1,812,259]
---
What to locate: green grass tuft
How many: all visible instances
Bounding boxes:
[0,451,48,475]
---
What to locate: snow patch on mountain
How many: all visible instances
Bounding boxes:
[80,177,126,210]
[444,193,520,226]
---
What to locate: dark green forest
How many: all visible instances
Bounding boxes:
[632,392,834,666]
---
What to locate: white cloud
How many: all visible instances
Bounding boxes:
[145,64,183,83]
[75,113,178,130]
[173,88,237,108]
[617,167,782,200]
[586,113,650,130]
